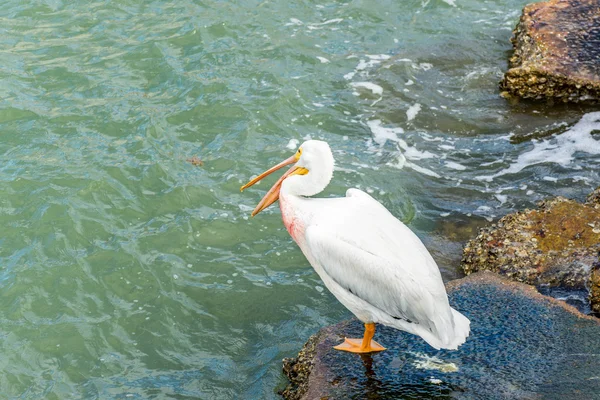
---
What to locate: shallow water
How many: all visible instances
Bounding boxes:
[1,0,599,398]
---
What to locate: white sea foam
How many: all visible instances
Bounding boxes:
[286,138,299,150]
[286,18,303,26]
[238,204,254,212]
[401,142,436,160]
[351,82,383,96]
[366,54,391,61]
[572,176,593,183]
[367,120,439,177]
[316,56,330,63]
[480,159,504,167]
[414,62,433,71]
[406,103,422,121]
[495,194,507,204]
[311,18,343,26]
[476,112,600,181]
[445,161,467,170]
[411,352,459,372]
[307,18,343,30]
[353,54,390,71]
[367,119,403,145]
[405,161,441,178]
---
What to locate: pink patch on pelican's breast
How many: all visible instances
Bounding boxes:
[280,201,305,243]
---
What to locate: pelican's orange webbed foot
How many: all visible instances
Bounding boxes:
[334,338,386,353]
[333,322,386,353]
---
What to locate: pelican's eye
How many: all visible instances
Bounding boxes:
[295,147,302,160]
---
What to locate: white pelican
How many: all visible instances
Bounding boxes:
[241,140,470,353]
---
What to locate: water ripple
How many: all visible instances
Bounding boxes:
[1,0,599,398]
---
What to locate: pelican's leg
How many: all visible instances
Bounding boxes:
[333,323,386,353]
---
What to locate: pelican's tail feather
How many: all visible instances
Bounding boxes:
[444,308,470,350]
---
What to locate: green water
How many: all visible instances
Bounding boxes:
[1,0,599,398]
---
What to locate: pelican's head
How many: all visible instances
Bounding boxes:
[241,140,334,216]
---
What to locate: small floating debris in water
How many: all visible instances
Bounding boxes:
[187,156,204,166]
[410,352,459,372]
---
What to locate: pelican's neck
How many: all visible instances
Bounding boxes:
[278,140,334,240]
[280,155,334,197]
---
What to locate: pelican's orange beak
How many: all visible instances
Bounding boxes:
[241,152,308,216]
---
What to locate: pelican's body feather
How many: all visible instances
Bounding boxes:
[280,189,470,350]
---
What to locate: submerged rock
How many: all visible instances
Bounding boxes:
[462,191,600,314]
[280,272,600,399]
[500,0,600,102]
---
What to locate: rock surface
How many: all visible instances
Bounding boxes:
[592,266,600,315]
[586,185,600,206]
[462,192,600,314]
[500,0,600,102]
[281,272,600,400]
[587,186,600,315]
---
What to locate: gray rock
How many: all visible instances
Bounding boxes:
[281,272,600,399]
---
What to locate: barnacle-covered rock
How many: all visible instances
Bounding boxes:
[500,0,600,102]
[461,188,600,315]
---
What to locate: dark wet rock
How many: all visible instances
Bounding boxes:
[500,0,600,102]
[280,272,600,399]
[462,193,600,314]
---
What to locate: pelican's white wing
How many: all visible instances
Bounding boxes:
[302,189,469,349]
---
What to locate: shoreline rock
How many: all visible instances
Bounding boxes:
[500,0,600,102]
[461,188,600,315]
[280,272,600,399]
